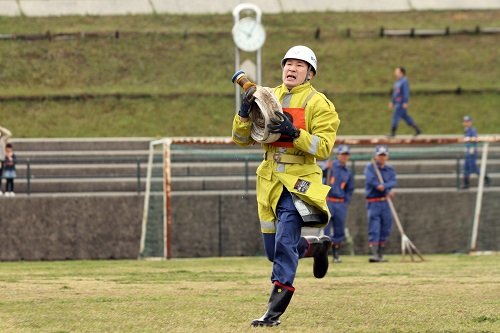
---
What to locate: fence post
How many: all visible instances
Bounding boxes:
[26,158,31,195]
[456,156,460,189]
[137,158,141,194]
[379,26,384,37]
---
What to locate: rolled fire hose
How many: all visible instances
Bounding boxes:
[232,71,282,143]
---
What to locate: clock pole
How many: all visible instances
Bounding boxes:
[232,3,265,114]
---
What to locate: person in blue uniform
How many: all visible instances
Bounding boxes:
[322,145,354,263]
[462,115,490,189]
[364,145,397,262]
[388,67,422,138]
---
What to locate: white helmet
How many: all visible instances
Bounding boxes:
[281,45,317,75]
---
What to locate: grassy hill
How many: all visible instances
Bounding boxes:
[0,10,498,137]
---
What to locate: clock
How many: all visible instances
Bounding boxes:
[232,17,266,52]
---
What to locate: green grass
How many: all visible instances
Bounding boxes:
[0,255,498,332]
[0,11,499,137]
[1,94,498,137]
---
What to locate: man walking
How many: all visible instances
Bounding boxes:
[388,67,422,138]
[462,115,491,189]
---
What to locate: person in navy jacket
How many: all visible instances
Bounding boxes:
[364,145,397,262]
[388,67,421,138]
[322,145,355,263]
[462,115,490,189]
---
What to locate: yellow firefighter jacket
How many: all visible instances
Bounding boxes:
[232,81,340,233]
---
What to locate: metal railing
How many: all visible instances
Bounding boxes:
[8,152,499,195]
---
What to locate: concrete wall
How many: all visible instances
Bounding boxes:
[1,189,497,261]
[1,0,500,17]
[0,194,143,261]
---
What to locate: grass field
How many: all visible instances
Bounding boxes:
[0,11,499,137]
[0,255,498,332]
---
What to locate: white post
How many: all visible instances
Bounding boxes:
[232,3,263,113]
[470,142,489,252]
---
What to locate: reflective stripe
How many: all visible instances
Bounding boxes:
[276,147,286,172]
[260,220,276,233]
[232,131,250,143]
[301,89,317,108]
[282,93,292,108]
[307,135,320,155]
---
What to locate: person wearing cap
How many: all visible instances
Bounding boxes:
[232,45,339,327]
[321,145,355,263]
[364,145,397,262]
[462,116,490,189]
[387,67,422,138]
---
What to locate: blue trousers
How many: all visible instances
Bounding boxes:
[324,201,347,245]
[464,154,480,177]
[367,201,393,245]
[262,188,309,288]
[392,105,415,128]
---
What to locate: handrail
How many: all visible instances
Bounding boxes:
[6,153,499,195]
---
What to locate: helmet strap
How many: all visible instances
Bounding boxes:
[303,65,312,84]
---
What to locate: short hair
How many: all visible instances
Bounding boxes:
[6,143,13,148]
[397,67,406,75]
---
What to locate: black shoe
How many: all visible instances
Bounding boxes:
[251,284,294,327]
[414,126,422,137]
[369,244,380,263]
[314,236,331,278]
[332,245,342,263]
[378,244,389,263]
[387,127,397,138]
[302,236,331,278]
[461,177,470,190]
[485,175,491,187]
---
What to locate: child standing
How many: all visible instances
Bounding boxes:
[3,143,16,196]
[0,125,12,196]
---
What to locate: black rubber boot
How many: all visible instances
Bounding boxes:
[303,235,331,278]
[332,244,342,263]
[461,176,470,190]
[485,175,491,187]
[369,244,380,263]
[251,283,294,327]
[413,125,422,136]
[387,127,396,138]
[378,244,388,263]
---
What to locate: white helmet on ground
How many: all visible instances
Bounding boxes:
[281,45,318,75]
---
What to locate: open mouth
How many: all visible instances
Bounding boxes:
[286,74,297,80]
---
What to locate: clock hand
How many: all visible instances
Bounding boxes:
[248,21,257,37]
[237,25,252,38]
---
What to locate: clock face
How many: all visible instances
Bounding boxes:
[232,17,266,52]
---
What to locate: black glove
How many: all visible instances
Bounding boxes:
[238,87,256,118]
[267,111,300,138]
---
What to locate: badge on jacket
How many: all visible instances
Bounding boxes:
[294,179,311,193]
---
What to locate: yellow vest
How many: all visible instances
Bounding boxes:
[232,82,340,233]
